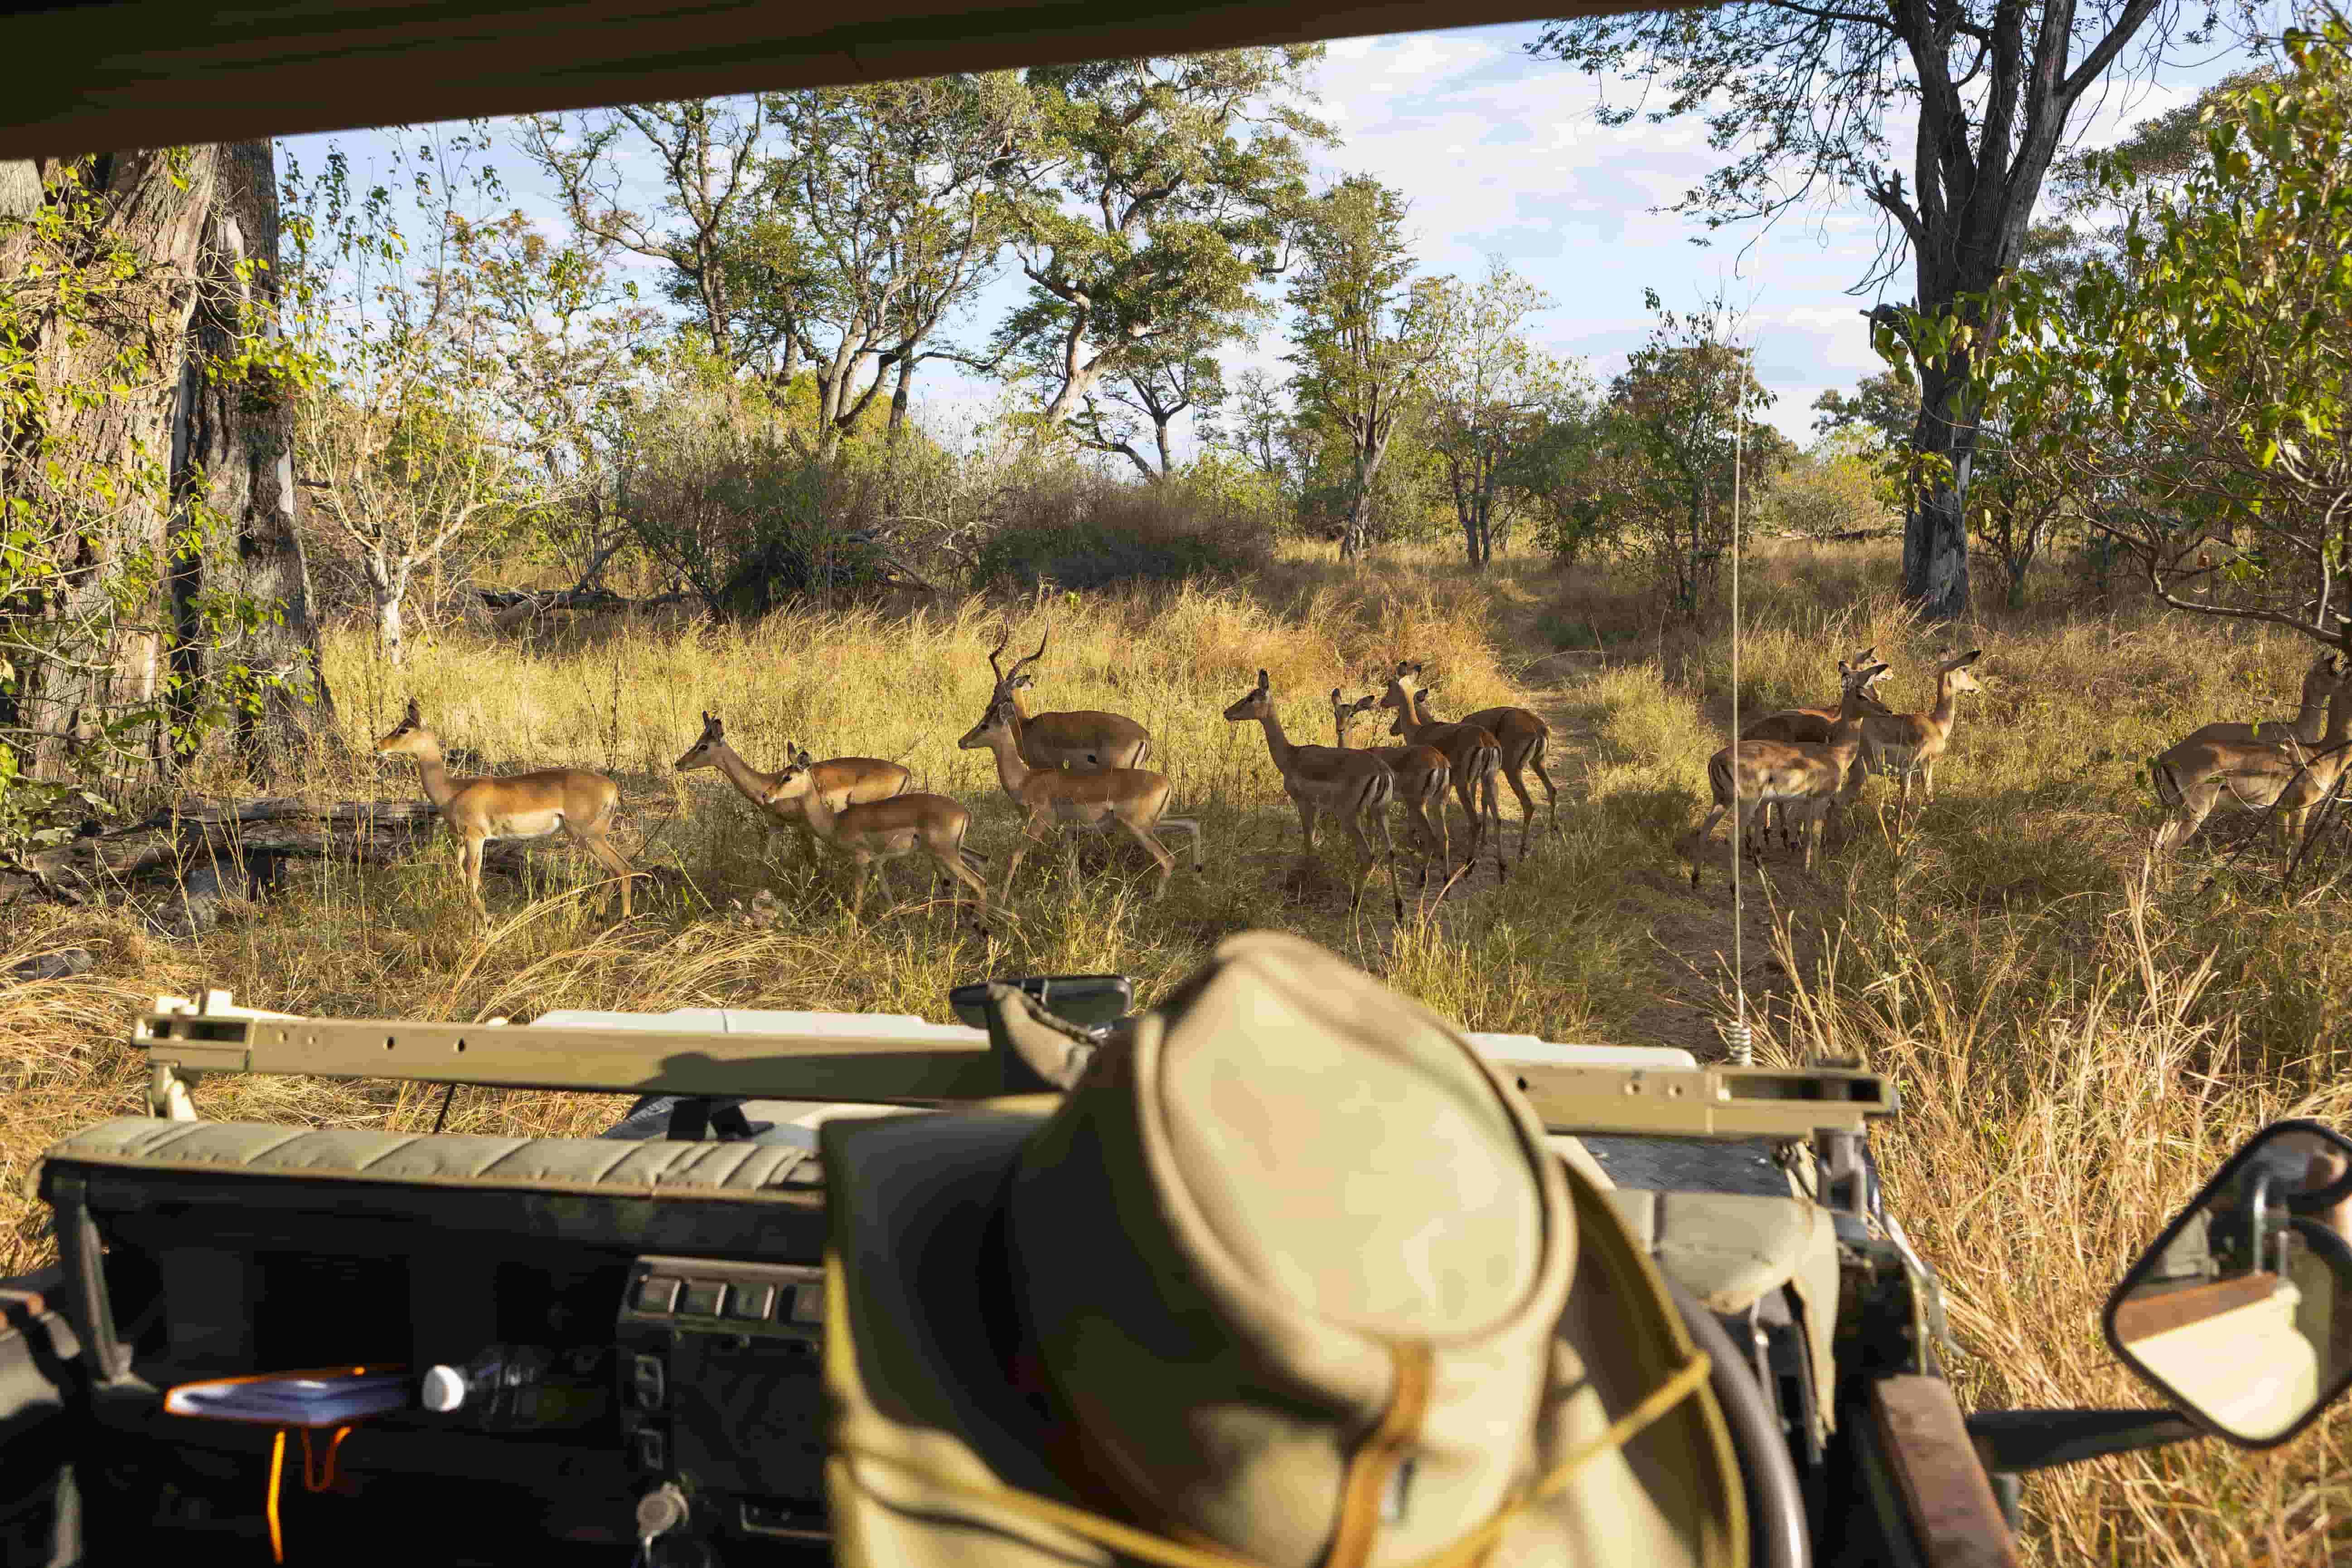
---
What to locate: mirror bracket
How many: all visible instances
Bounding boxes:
[1964,1408,2202,1474]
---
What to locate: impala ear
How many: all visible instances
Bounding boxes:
[795,747,815,768]
[402,697,421,725]
[1256,668,1269,691]
[1330,687,1341,703]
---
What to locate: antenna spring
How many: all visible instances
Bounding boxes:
[1721,1016,1756,1068]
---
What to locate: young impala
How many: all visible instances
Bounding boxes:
[1689,657,1890,887]
[958,691,1201,901]
[375,698,639,921]
[983,626,1151,772]
[673,711,909,868]
[2153,656,2352,857]
[1410,681,1558,858]
[1376,662,1507,887]
[1224,670,1403,919]
[2173,649,2345,750]
[762,750,992,928]
[1741,649,1895,847]
[1860,649,1985,806]
[1332,689,1452,892]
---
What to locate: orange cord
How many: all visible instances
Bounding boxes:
[298,1426,352,1493]
[266,1430,287,1566]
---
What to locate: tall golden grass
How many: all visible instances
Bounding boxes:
[1,538,2346,1560]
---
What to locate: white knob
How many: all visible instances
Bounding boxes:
[421,1365,469,1412]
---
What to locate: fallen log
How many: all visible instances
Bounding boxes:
[22,796,610,931]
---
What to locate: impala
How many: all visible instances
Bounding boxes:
[2153,658,2352,857]
[984,626,1151,771]
[1860,649,1985,805]
[673,711,909,867]
[2175,648,2345,750]
[958,690,1201,901]
[1224,670,1404,918]
[374,698,638,920]
[1741,649,1895,847]
[1689,657,1890,887]
[1404,678,1558,858]
[1332,689,1452,892]
[762,749,991,928]
[1376,662,1507,887]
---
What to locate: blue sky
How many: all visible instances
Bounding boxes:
[282,18,2266,453]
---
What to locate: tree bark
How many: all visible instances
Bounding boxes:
[168,139,333,781]
[374,579,406,666]
[887,356,913,440]
[2,150,219,779]
[1902,355,1975,620]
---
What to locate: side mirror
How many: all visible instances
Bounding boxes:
[2105,1118,2352,1447]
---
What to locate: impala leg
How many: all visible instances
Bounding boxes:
[1485,765,1507,885]
[1003,809,1054,894]
[1689,804,1730,889]
[939,841,992,930]
[847,852,875,920]
[1733,800,1763,867]
[1498,755,1539,861]
[1338,812,1379,915]
[1370,804,1404,920]
[2155,788,2214,856]
[1115,815,1178,900]
[569,827,637,920]
[1152,817,1205,876]
[1294,798,1320,856]
[1529,743,1560,839]
[461,833,489,921]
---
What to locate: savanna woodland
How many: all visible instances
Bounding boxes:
[4,5,2352,1560]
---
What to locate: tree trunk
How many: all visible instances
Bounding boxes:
[367,562,407,666]
[2,150,219,779]
[887,356,913,440]
[1902,356,1975,620]
[1341,425,1393,561]
[168,139,333,781]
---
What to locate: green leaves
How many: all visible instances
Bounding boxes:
[1956,15,2352,643]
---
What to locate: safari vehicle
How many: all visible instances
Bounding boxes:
[0,965,2342,1568]
[7,4,2351,1568]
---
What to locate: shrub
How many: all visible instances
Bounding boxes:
[973,471,1271,591]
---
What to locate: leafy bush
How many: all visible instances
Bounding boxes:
[623,382,892,615]
[1765,444,1894,537]
[973,471,1271,590]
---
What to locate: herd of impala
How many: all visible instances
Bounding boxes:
[368,623,2352,927]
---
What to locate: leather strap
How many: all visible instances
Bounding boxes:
[1324,1341,1434,1568]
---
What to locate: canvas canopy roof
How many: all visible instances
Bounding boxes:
[1,0,1694,160]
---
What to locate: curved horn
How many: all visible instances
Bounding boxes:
[1007,630,1050,684]
[987,624,1011,683]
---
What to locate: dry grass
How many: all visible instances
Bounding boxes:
[3,537,2349,1560]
